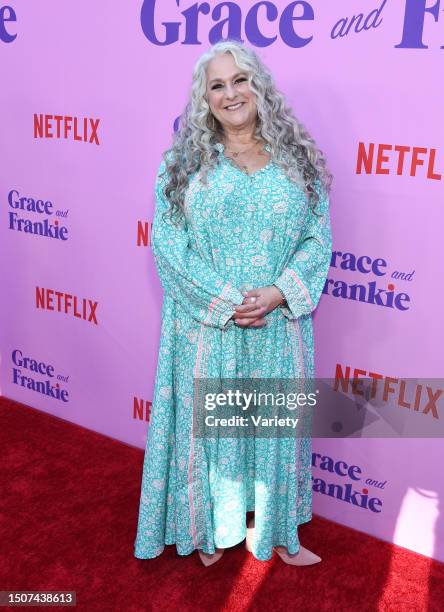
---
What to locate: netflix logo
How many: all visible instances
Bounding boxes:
[35,287,99,325]
[335,364,442,420]
[133,397,152,422]
[137,221,153,247]
[356,142,442,180]
[33,114,100,145]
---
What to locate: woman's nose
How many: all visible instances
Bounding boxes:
[225,83,236,99]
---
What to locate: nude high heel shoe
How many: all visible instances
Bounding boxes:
[198,548,225,566]
[274,545,321,565]
[245,516,321,565]
[245,516,255,552]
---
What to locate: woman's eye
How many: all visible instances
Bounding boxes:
[211,77,247,90]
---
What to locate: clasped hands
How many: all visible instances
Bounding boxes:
[232,285,284,328]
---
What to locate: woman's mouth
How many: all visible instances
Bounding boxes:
[224,102,244,111]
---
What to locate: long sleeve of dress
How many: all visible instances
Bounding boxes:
[273,182,332,320]
[151,159,245,329]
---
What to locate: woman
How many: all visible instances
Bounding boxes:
[134,40,333,567]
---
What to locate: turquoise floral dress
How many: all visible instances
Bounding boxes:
[134,143,332,561]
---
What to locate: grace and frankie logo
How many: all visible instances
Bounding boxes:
[7,189,70,241]
[11,348,70,403]
[140,0,444,49]
[325,250,414,311]
[312,451,385,513]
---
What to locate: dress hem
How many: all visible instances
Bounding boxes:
[134,513,313,562]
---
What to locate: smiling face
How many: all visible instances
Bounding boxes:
[205,52,257,134]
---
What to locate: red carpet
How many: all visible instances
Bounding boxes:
[1,396,443,612]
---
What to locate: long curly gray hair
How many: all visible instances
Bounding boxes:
[160,39,333,226]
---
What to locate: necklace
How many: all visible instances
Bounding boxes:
[223,140,267,174]
[224,140,262,158]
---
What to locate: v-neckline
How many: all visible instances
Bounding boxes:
[215,141,273,178]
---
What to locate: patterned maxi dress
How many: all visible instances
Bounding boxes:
[134,142,332,561]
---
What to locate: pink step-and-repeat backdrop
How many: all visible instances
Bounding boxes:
[1,1,443,562]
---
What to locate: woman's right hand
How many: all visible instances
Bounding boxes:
[232,286,283,328]
[232,296,267,327]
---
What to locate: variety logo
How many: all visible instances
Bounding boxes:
[33,114,100,145]
[35,287,99,325]
[356,142,442,180]
[141,0,444,49]
[335,364,441,420]
[312,451,385,513]
[11,348,70,402]
[7,189,69,241]
[324,250,413,311]
[0,5,17,43]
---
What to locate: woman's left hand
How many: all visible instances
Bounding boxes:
[233,285,283,327]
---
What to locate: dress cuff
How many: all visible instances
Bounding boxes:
[273,269,310,320]
[208,284,245,329]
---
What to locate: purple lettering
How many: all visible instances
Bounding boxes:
[209,2,242,44]
[395,0,443,49]
[141,0,181,46]
[245,2,278,48]
[0,5,17,43]
[280,1,313,48]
